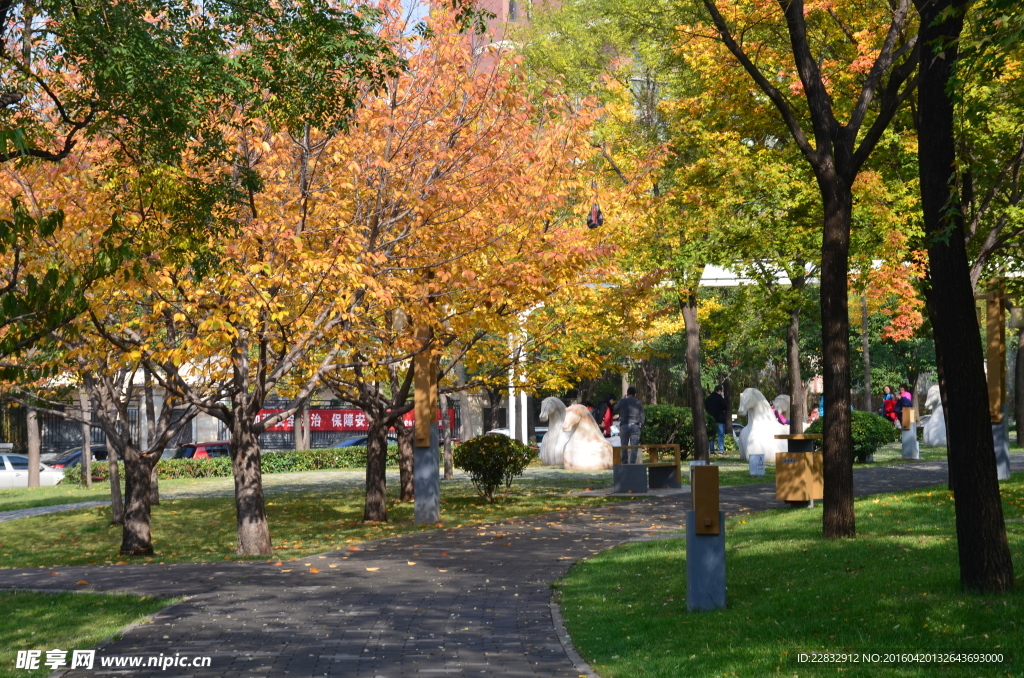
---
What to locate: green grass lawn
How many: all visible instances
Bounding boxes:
[0,591,169,678]
[0,484,114,513]
[556,473,1024,678]
[0,479,628,568]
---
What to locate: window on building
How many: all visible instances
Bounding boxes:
[508,0,518,21]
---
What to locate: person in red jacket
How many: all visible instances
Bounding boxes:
[593,394,616,437]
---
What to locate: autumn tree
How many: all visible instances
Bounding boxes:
[686,0,920,537]
[312,1,637,522]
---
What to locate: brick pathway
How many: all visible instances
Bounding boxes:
[1,456,1021,678]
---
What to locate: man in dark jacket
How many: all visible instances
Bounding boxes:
[614,386,645,463]
[704,385,729,455]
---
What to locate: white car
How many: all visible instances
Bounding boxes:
[0,454,65,488]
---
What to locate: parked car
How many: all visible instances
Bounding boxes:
[49,445,110,469]
[0,454,64,487]
[171,441,231,459]
[43,444,108,465]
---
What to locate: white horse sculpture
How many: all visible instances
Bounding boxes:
[737,387,788,464]
[561,404,614,470]
[538,397,570,465]
[922,384,947,447]
[773,394,791,419]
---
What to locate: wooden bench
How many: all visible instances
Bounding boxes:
[612,444,682,489]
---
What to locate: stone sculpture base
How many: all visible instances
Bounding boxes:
[993,422,1011,481]
[613,464,648,494]
[686,510,726,612]
[901,423,919,460]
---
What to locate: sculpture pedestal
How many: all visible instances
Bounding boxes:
[686,510,726,612]
[993,422,1011,481]
[901,423,919,460]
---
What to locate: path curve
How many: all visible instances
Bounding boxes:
[0,456,1020,678]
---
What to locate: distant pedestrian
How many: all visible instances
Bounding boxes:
[807,405,820,424]
[593,394,615,438]
[614,387,645,463]
[704,385,729,455]
[895,384,913,424]
[881,385,898,425]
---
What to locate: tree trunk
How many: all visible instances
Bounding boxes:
[915,0,1014,593]
[723,376,732,424]
[106,439,124,526]
[78,390,92,490]
[120,455,154,555]
[818,180,856,539]
[364,418,390,522]
[1017,329,1024,447]
[681,294,709,461]
[149,463,160,506]
[396,418,415,501]
[861,295,872,412]
[299,401,311,450]
[26,409,40,488]
[440,394,454,480]
[229,424,273,556]
[788,305,806,433]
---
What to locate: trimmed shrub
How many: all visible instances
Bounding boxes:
[453,435,534,503]
[805,411,900,463]
[639,405,717,461]
[61,445,400,484]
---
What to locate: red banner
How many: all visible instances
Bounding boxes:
[256,409,453,433]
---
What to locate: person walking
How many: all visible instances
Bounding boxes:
[704,385,729,455]
[614,387,645,464]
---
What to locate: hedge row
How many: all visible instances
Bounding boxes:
[62,445,401,483]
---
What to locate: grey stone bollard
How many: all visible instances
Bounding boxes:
[901,423,919,460]
[993,422,1011,481]
[414,425,441,524]
[686,510,726,612]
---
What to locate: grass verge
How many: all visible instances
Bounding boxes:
[0,590,168,678]
[0,479,627,568]
[556,473,1024,677]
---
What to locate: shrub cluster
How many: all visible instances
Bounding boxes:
[62,445,400,484]
[453,434,534,503]
[639,405,717,460]
[805,411,900,463]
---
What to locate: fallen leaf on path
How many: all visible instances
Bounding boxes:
[365,567,379,572]
[76,581,89,585]
[309,568,320,573]
[407,561,417,566]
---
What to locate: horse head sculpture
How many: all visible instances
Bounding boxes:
[737,387,788,463]
[773,394,791,418]
[538,397,567,465]
[922,384,947,447]
[561,404,613,470]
